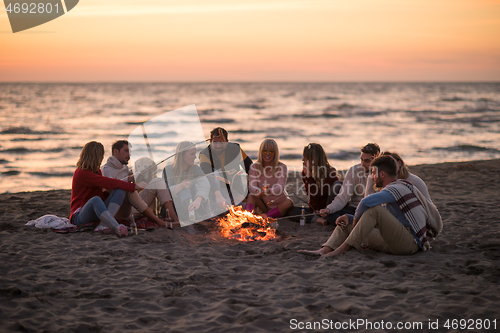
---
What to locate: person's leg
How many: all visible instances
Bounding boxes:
[344,205,419,255]
[297,224,353,255]
[104,189,127,217]
[128,189,166,226]
[247,194,267,214]
[72,196,103,226]
[73,196,127,236]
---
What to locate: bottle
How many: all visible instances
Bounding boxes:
[188,199,195,221]
[165,208,172,229]
[129,214,137,235]
[300,206,306,226]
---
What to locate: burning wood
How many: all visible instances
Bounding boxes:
[217,205,277,242]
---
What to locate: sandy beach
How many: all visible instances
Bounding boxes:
[1,159,499,332]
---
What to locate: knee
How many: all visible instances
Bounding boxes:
[365,205,384,216]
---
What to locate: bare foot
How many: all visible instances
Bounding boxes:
[116,224,128,237]
[297,246,333,255]
[322,243,352,257]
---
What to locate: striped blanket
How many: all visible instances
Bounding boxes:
[385,179,442,251]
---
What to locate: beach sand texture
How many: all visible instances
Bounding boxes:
[1,159,499,332]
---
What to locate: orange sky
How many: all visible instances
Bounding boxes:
[1,0,499,81]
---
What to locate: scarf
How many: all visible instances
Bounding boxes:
[384,179,442,251]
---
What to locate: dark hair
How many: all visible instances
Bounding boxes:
[112,140,130,154]
[210,127,228,141]
[370,155,397,177]
[361,143,380,156]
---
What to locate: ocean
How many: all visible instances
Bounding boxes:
[1,82,499,193]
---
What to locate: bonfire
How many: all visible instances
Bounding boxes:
[217,205,277,242]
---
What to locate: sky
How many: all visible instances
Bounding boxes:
[1,0,499,81]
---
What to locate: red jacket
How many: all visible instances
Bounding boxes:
[70,168,135,220]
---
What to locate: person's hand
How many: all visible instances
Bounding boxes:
[319,208,330,217]
[127,174,135,183]
[215,191,226,211]
[335,214,349,226]
[188,196,203,211]
[352,217,358,228]
[174,180,191,195]
[134,183,144,191]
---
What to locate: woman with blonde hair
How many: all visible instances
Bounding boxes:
[70,141,142,236]
[163,141,210,222]
[247,139,293,218]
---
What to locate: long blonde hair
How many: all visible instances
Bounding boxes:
[171,141,196,183]
[76,141,105,173]
[254,138,280,175]
[303,143,337,185]
[382,151,410,179]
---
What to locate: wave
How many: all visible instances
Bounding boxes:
[440,97,467,102]
[0,126,63,135]
[198,108,225,114]
[11,138,45,142]
[234,104,266,110]
[2,170,20,176]
[324,103,357,111]
[0,159,10,164]
[1,147,31,154]
[432,145,500,153]
[328,151,360,160]
[28,171,74,178]
[304,96,339,101]
[202,118,234,124]
[232,129,265,134]
[1,147,67,154]
[280,154,303,160]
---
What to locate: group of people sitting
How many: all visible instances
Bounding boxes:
[70,126,441,257]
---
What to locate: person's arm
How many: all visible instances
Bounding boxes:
[193,167,210,201]
[354,190,395,220]
[269,163,287,196]
[240,148,253,174]
[79,170,135,192]
[325,166,356,214]
[408,174,431,202]
[199,150,219,190]
[248,164,261,195]
[364,176,376,197]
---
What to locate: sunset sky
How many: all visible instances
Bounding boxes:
[1,0,499,81]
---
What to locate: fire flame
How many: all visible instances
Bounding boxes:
[218,205,277,242]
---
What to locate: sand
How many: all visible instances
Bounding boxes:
[1,159,499,332]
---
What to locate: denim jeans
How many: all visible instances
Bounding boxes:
[72,189,126,226]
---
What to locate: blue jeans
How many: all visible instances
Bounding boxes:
[72,189,126,226]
